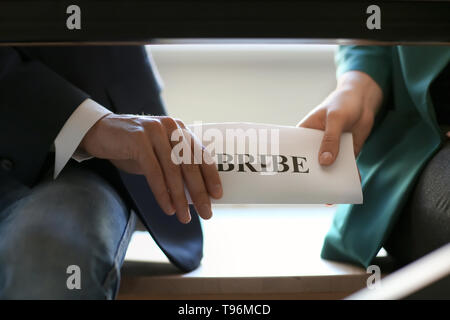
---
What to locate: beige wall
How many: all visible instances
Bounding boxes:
[147,44,338,126]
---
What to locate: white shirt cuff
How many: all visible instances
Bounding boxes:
[53,98,112,179]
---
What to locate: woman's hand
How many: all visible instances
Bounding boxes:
[297,71,384,166]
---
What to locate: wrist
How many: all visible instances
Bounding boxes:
[78,112,111,154]
[336,71,384,115]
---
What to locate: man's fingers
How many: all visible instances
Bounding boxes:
[188,130,223,199]
[139,146,175,216]
[153,118,192,224]
[200,159,223,199]
[176,127,213,220]
[161,117,214,221]
[318,111,344,166]
[174,118,222,201]
[140,116,221,221]
[182,163,213,220]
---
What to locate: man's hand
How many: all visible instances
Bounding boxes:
[79,114,223,224]
[297,71,384,166]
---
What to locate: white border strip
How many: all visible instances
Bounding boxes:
[346,243,450,300]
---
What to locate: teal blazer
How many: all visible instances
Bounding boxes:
[321,46,450,267]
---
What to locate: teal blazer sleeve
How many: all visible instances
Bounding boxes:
[321,46,449,268]
[335,45,393,99]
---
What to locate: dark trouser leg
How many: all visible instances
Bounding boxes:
[384,140,450,266]
[0,163,135,299]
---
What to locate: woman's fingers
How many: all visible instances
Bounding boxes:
[351,108,375,157]
[318,111,345,166]
[297,107,345,166]
[297,108,326,130]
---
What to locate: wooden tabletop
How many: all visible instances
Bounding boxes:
[118,205,374,299]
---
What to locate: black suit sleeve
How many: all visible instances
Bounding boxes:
[0,47,89,185]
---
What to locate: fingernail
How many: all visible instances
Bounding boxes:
[200,204,213,219]
[183,207,192,224]
[166,204,176,215]
[213,184,223,198]
[319,152,333,165]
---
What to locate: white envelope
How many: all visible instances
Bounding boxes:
[185,122,362,204]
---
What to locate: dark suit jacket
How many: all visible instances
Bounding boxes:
[0,46,164,202]
[0,46,203,272]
